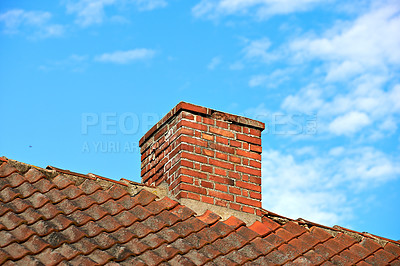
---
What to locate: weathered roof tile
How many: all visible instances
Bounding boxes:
[1,159,399,265]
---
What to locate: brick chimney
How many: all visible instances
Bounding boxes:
[139,102,264,223]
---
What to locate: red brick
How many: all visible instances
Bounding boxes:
[215,183,228,192]
[180,183,207,195]
[230,140,241,148]
[229,187,241,195]
[201,180,214,189]
[203,117,214,125]
[216,121,229,129]
[208,143,235,154]
[242,158,249,165]
[209,127,235,138]
[202,149,215,157]
[180,168,208,179]
[181,120,208,131]
[236,149,261,160]
[229,156,241,163]
[243,142,249,150]
[250,176,261,184]
[216,152,228,161]
[181,143,194,152]
[209,175,235,186]
[216,136,229,145]
[242,206,255,214]
[209,159,234,170]
[201,196,214,204]
[215,199,227,207]
[214,168,226,176]
[230,202,241,211]
[180,175,193,184]
[237,133,261,145]
[249,160,261,168]
[180,127,194,136]
[187,192,201,201]
[250,191,262,200]
[236,196,262,208]
[236,165,261,177]
[228,171,241,179]
[181,136,207,147]
[201,165,213,173]
[250,128,261,137]
[236,181,261,192]
[230,124,242,132]
[202,133,214,141]
[176,191,187,199]
[181,159,194,169]
[182,112,195,120]
[208,190,234,201]
[181,152,208,164]
[194,130,201,138]
[250,144,262,153]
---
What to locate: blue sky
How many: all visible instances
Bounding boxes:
[1,0,399,240]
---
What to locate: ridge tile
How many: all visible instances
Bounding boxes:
[198,210,221,225]
[223,216,245,229]
[249,220,274,237]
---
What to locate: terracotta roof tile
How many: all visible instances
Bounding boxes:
[198,209,221,225]
[1,158,399,265]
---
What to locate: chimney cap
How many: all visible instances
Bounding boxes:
[139,101,265,147]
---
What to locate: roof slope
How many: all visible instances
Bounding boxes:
[1,157,399,265]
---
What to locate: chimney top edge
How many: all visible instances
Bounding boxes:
[139,101,265,147]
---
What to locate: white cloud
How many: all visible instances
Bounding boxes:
[94,49,156,64]
[328,111,371,136]
[243,38,275,63]
[262,147,400,225]
[0,9,64,37]
[133,0,167,11]
[282,84,324,113]
[249,75,268,87]
[207,56,221,70]
[277,2,400,137]
[249,68,292,88]
[65,0,116,27]
[65,0,167,26]
[39,54,89,72]
[290,2,400,80]
[192,0,328,20]
[229,61,244,70]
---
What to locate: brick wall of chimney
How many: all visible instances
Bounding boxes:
[139,102,265,215]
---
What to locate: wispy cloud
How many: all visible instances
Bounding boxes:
[289,2,400,81]
[262,146,400,225]
[94,49,156,64]
[65,0,117,27]
[242,2,400,138]
[133,0,167,11]
[249,68,292,88]
[0,9,64,38]
[39,54,89,72]
[207,56,221,70]
[65,0,167,27]
[192,0,328,20]
[243,38,274,63]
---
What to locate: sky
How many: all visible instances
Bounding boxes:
[1,0,399,240]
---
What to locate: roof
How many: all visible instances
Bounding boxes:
[1,156,399,265]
